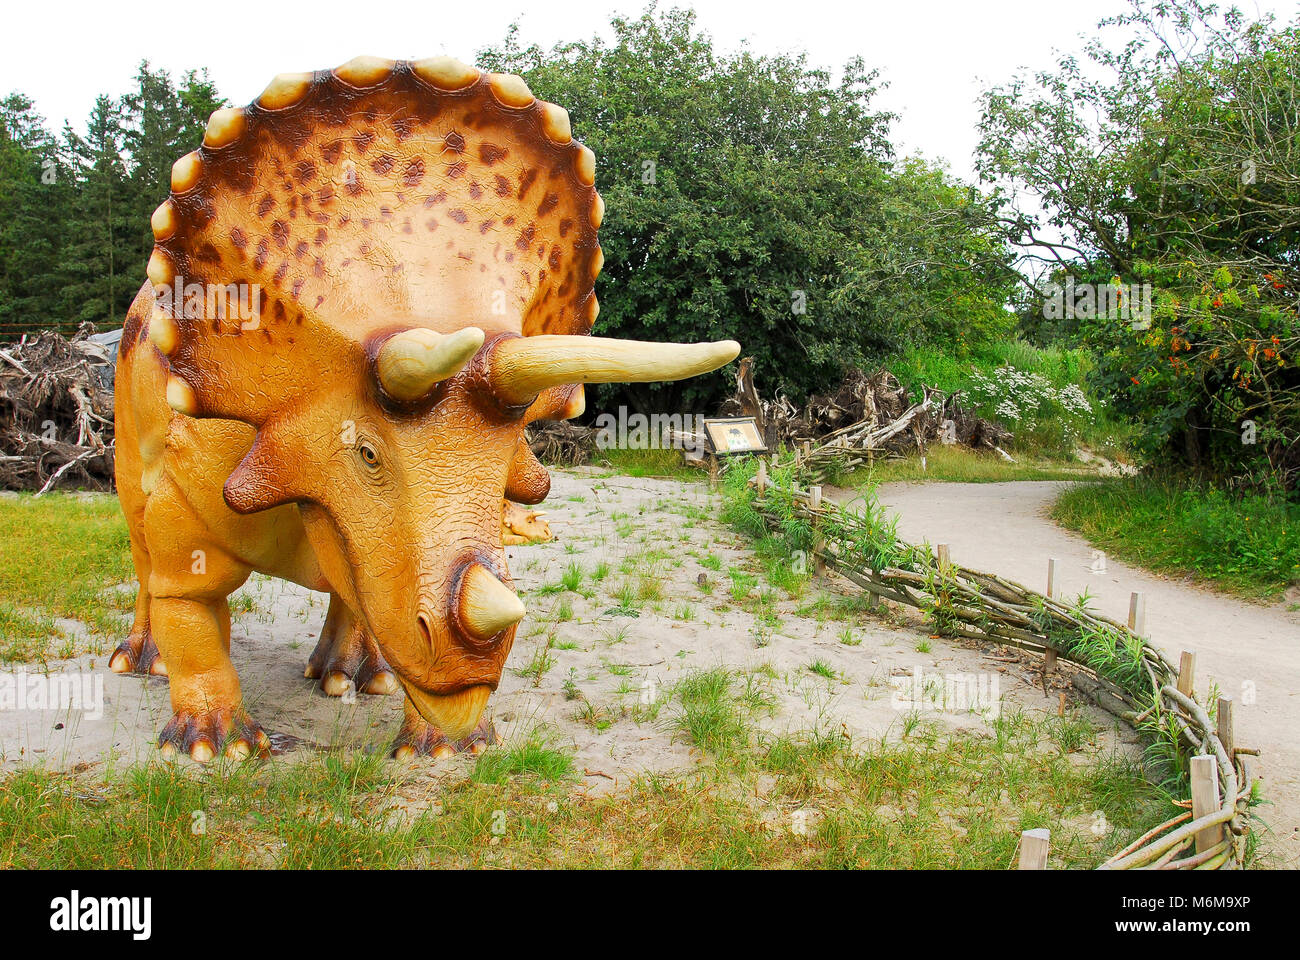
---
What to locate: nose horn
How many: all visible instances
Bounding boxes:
[458,564,526,642]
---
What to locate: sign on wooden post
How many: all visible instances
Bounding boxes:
[703,417,767,455]
[1190,755,1224,853]
[1018,828,1050,869]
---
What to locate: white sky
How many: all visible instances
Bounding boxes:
[3,0,1295,186]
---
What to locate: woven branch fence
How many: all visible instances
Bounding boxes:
[738,456,1257,870]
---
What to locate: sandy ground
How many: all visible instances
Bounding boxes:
[844,480,1300,867]
[1,471,1129,798]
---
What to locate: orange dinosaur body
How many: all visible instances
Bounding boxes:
[111,56,738,761]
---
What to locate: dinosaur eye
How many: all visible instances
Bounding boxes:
[358,443,380,468]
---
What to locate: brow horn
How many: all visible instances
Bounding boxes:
[376,327,485,401]
[488,335,740,407]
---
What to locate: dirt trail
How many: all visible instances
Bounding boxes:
[834,480,1300,866]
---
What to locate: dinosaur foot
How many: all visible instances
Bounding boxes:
[391,716,501,761]
[304,622,398,698]
[109,628,168,677]
[158,707,270,763]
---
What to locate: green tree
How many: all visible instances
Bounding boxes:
[480,6,1014,411]
[0,93,71,336]
[0,63,224,337]
[60,96,136,329]
[118,63,225,309]
[979,0,1299,490]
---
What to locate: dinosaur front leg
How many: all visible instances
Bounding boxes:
[304,594,399,697]
[142,482,268,762]
[149,590,269,762]
[391,698,500,761]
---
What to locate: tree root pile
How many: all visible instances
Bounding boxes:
[0,326,116,493]
[526,420,597,467]
[717,357,1012,459]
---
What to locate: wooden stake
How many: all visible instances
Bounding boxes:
[1018,828,1050,869]
[809,485,826,576]
[1127,591,1146,636]
[936,543,950,572]
[1043,559,1059,673]
[1178,650,1196,698]
[756,460,767,495]
[1190,755,1224,853]
[1217,695,1235,759]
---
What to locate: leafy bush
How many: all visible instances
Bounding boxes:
[965,366,1095,453]
[979,1,1300,491]
[889,339,1121,456]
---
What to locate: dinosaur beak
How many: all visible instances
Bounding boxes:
[401,680,491,740]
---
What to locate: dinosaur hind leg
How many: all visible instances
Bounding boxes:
[304,594,399,697]
[109,524,167,677]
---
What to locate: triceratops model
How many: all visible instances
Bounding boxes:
[502,501,554,546]
[112,56,738,762]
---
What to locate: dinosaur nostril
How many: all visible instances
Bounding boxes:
[417,611,435,651]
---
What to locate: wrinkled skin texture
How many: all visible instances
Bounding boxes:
[114,58,602,760]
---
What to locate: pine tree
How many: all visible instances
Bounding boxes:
[119,62,225,307]
[0,93,73,336]
[61,96,135,329]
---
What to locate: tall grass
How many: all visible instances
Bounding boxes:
[0,493,133,661]
[890,339,1091,399]
[1053,477,1300,600]
[0,697,1170,869]
[887,339,1131,458]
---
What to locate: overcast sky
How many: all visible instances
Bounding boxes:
[3,0,1294,186]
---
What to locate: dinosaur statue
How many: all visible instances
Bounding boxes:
[502,501,553,546]
[112,55,739,761]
